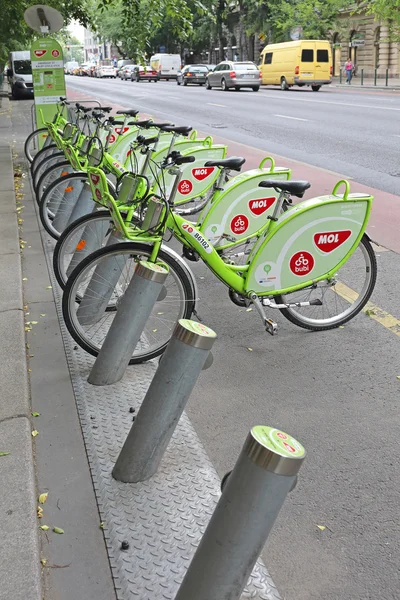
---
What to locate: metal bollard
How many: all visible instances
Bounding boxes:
[374,68,377,86]
[52,181,83,233]
[66,181,96,227]
[361,68,364,86]
[339,70,342,84]
[175,425,306,600]
[88,261,170,386]
[66,217,112,278]
[75,230,125,325]
[386,68,388,87]
[112,319,217,482]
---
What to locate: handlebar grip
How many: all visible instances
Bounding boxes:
[141,136,158,146]
[176,155,196,164]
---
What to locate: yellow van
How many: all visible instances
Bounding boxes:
[259,40,332,91]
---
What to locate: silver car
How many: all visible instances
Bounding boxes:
[206,61,261,92]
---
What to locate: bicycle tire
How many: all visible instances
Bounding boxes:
[39,172,89,240]
[31,144,60,176]
[62,242,196,364]
[33,151,66,191]
[24,128,51,162]
[53,210,113,289]
[276,235,377,330]
[35,160,74,205]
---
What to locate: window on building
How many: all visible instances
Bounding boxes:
[264,52,273,65]
[301,49,314,62]
[317,49,329,62]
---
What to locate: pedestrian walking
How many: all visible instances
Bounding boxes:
[344,58,353,84]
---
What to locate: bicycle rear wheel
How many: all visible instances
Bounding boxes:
[36,161,74,205]
[62,242,196,363]
[276,235,377,330]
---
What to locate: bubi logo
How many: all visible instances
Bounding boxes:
[289,251,315,276]
[314,230,352,253]
[191,167,215,181]
[90,174,100,185]
[178,180,193,195]
[230,214,249,235]
[51,49,60,58]
[34,50,47,57]
[248,197,275,216]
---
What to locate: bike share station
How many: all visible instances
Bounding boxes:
[25,8,313,597]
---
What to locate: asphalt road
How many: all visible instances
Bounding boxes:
[66,75,400,195]
[63,76,400,600]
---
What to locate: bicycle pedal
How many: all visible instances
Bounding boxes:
[265,318,278,336]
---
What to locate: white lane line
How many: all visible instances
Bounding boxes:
[393,134,400,137]
[266,94,400,112]
[166,96,180,99]
[275,114,308,122]
[207,102,226,107]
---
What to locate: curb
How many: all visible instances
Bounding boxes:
[0,95,42,600]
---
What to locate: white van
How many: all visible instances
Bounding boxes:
[64,61,79,75]
[8,51,33,99]
[150,54,181,80]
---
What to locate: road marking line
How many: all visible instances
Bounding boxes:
[335,282,400,337]
[275,114,308,121]
[266,94,400,112]
[207,103,226,107]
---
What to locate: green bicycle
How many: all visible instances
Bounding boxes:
[61,153,377,364]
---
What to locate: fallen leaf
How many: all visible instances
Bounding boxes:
[32,430,39,437]
[53,527,64,535]
[0,451,10,456]
[152,329,158,333]
[22,277,27,281]
[46,286,52,290]
[38,492,48,504]
[365,309,376,316]
[37,506,43,518]
[41,558,47,566]
[29,354,34,358]
[99,522,104,529]
[317,525,326,531]
[31,321,38,325]
[339,326,344,329]
[39,525,49,531]
[246,308,252,312]
[40,314,46,317]
[247,347,253,352]
[28,369,32,373]
[32,412,40,417]
[397,376,400,380]
[157,312,164,315]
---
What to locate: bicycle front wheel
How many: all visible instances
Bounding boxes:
[276,235,377,330]
[62,242,196,363]
[24,128,51,162]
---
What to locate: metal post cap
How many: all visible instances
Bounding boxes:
[173,319,217,350]
[244,426,306,476]
[135,260,169,283]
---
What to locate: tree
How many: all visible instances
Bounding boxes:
[365,0,400,40]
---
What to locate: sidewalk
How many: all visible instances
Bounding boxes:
[0,93,42,599]
[331,75,400,90]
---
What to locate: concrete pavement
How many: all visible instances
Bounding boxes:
[0,92,41,600]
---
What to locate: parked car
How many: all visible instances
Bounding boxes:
[79,63,90,76]
[133,65,159,82]
[96,61,117,78]
[177,64,208,86]
[206,61,261,91]
[121,64,137,80]
[64,61,79,75]
[87,63,97,77]
[206,64,216,71]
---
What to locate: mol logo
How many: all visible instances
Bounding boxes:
[192,167,215,181]
[248,197,275,216]
[314,230,352,253]
[289,251,315,276]
[34,50,47,57]
[90,174,100,185]
[230,214,249,235]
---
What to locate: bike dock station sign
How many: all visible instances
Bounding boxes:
[31,38,66,129]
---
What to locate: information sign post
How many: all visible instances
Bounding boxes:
[30,38,66,130]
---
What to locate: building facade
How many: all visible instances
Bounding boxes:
[83,29,119,63]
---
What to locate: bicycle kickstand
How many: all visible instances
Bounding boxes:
[249,293,278,336]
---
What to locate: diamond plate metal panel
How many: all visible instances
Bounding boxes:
[36,197,282,600]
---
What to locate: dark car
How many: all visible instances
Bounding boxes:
[177,65,208,86]
[132,65,159,82]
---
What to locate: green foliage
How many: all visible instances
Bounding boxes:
[365,0,400,40]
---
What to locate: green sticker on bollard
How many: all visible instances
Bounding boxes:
[179,319,217,338]
[139,261,169,274]
[252,426,305,458]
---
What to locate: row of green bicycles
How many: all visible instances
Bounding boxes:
[26,97,377,364]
